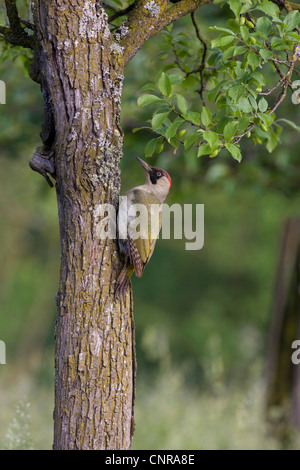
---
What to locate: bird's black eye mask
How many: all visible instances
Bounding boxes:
[150,169,163,184]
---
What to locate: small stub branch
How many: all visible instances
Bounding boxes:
[29,147,56,188]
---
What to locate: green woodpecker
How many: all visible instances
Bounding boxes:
[115,157,171,300]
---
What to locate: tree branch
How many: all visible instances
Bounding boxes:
[161,0,212,25]
[0,0,36,49]
[233,45,300,143]
[283,1,300,11]
[5,0,23,31]
[191,10,207,100]
[120,0,213,65]
[271,0,300,11]
[0,24,29,48]
[269,45,300,114]
[29,147,56,188]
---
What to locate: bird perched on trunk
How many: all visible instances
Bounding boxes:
[115,157,171,300]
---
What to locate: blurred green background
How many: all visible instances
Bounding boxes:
[1,4,300,450]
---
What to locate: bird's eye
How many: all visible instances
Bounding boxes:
[156,171,162,177]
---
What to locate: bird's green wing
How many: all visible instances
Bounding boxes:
[127,189,162,277]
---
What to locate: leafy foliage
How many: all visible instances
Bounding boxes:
[136,0,300,162]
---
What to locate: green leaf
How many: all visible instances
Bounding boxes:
[176,94,188,114]
[168,74,183,85]
[235,118,249,134]
[184,133,199,150]
[207,81,224,102]
[228,0,242,18]
[211,35,235,48]
[137,94,161,107]
[241,2,254,15]
[266,129,280,153]
[203,130,220,148]
[251,72,266,86]
[256,17,272,37]
[227,18,241,33]
[259,49,273,61]
[258,113,274,127]
[234,46,248,56]
[258,97,268,113]
[247,52,260,71]
[271,37,286,50]
[223,121,239,142]
[152,112,169,129]
[222,46,236,62]
[183,111,201,125]
[165,118,181,142]
[289,33,300,41]
[256,2,280,19]
[234,63,247,79]
[248,87,258,99]
[228,85,245,103]
[158,72,172,97]
[140,83,157,92]
[208,26,235,35]
[248,95,258,112]
[132,126,151,133]
[145,138,158,157]
[182,75,197,90]
[169,137,179,151]
[201,107,212,127]
[240,25,249,42]
[276,118,300,132]
[222,45,248,61]
[226,143,242,162]
[197,144,212,157]
[284,10,300,32]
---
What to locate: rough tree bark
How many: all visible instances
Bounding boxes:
[32,1,135,450]
[2,0,212,451]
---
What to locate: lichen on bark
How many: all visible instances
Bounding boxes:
[31,0,135,450]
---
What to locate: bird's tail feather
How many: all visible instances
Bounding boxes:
[115,264,134,302]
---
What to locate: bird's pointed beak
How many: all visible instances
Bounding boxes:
[136,156,152,173]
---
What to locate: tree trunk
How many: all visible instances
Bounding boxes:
[266,218,300,438]
[32,2,135,450]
